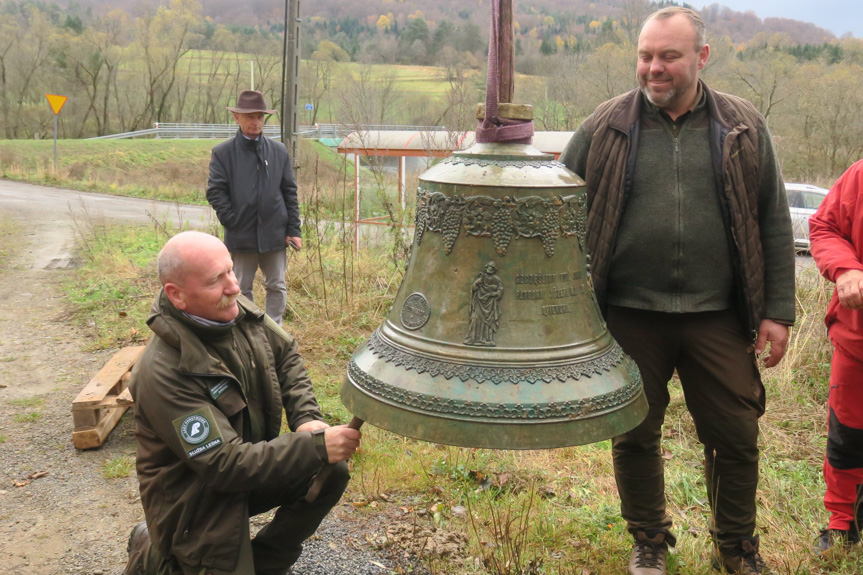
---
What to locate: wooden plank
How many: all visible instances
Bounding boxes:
[72,346,144,408]
[82,391,129,410]
[72,406,129,449]
[71,345,143,449]
[75,382,134,411]
[72,408,100,428]
[87,395,120,410]
[116,387,134,407]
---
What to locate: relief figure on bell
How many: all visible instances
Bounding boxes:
[464,261,504,346]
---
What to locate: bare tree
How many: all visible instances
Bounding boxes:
[0,14,22,138]
[337,64,403,128]
[63,16,127,137]
[302,58,334,125]
[728,49,798,120]
[3,7,54,138]
[578,43,636,106]
[130,0,200,129]
[620,0,653,46]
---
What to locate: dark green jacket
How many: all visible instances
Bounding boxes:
[129,292,326,571]
[560,82,796,334]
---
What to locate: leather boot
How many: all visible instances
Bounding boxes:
[711,535,771,575]
[122,521,150,575]
[817,527,861,553]
[628,530,668,575]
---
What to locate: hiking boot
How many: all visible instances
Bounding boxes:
[122,521,150,575]
[711,536,771,575]
[628,531,668,575]
[817,527,861,553]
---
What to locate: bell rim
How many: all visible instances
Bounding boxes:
[340,374,648,450]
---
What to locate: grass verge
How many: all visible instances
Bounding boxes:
[48,135,857,573]
[0,139,213,204]
[0,137,402,221]
[63,212,860,574]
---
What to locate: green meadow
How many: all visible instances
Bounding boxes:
[12,136,854,574]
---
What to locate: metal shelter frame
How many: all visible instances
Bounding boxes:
[336,130,575,250]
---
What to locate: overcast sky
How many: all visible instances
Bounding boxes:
[704,1,862,38]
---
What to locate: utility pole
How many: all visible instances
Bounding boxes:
[282,0,301,168]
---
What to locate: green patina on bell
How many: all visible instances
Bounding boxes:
[340,128,647,449]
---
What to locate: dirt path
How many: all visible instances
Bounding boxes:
[0,181,213,574]
[0,181,433,575]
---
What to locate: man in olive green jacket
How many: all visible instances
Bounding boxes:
[123,231,361,575]
[560,7,794,575]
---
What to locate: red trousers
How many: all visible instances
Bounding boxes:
[824,346,863,531]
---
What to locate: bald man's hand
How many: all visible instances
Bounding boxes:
[323,425,361,463]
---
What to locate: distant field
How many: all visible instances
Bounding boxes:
[165,50,546,126]
[0,138,384,215]
[338,61,459,98]
[0,139,214,203]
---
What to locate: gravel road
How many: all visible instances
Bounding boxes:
[0,180,432,575]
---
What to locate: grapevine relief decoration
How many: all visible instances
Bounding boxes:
[414,187,587,257]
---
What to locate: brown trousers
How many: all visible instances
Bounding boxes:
[144,462,350,575]
[607,306,765,553]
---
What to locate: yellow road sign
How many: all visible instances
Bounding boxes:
[46,94,68,115]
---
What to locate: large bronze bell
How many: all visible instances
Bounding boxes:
[340,137,647,449]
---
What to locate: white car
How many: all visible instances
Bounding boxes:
[784,183,829,251]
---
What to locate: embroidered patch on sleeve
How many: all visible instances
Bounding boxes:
[172,406,224,459]
[209,379,231,400]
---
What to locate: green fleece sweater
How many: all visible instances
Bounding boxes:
[605,92,739,312]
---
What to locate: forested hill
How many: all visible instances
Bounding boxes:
[57,0,836,47]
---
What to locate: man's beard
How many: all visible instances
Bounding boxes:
[638,64,697,111]
[642,82,678,109]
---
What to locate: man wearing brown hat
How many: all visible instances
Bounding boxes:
[207,90,301,325]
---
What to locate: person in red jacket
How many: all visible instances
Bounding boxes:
[809,159,863,551]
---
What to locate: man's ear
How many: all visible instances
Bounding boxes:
[698,43,710,70]
[164,283,187,311]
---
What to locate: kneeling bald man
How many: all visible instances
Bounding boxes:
[123,231,361,575]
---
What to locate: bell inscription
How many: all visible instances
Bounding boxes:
[400,293,431,330]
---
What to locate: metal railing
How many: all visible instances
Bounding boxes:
[88,123,444,141]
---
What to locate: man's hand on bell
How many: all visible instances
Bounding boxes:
[324,425,361,463]
[836,269,863,310]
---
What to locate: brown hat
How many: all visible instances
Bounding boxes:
[227,90,275,114]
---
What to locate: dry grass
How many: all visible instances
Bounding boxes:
[327,262,859,574]
[67,208,861,573]
[56,137,859,573]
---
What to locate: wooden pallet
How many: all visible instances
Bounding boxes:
[72,346,145,449]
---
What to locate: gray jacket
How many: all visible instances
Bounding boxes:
[207,129,300,253]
